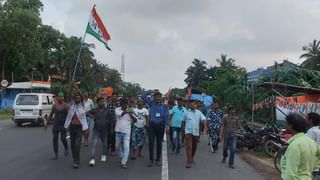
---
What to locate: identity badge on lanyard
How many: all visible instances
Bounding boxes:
[155,112,161,117]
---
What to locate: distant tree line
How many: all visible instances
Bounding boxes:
[183,39,320,122]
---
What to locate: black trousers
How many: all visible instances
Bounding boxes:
[169,127,173,146]
[148,123,165,161]
[69,124,83,164]
[52,126,68,154]
[108,122,116,152]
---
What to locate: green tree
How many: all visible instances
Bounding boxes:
[216,54,236,70]
[184,55,251,115]
[121,82,144,97]
[275,67,320,89]
[184,58,207,88]
[38,25,67,79]
[300,40,320,59]
[300,40,320,70]
[0,0,43,80]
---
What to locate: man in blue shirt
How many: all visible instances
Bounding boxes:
[170,98,187,154]
[143,90,169,167]
[182,100,207,168]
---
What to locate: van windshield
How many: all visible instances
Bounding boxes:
[16,95,39,105]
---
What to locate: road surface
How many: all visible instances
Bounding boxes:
[0,120,266,180]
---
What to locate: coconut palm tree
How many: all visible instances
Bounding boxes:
[216,54,236,70]
[300,40,320,59]
[300,40,320,70]
[184,58,208,88]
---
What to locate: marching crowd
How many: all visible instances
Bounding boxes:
[45,82,240,170]
[45,82,320,180]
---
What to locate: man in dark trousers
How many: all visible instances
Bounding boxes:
[142,90,169,167]
[64,82,89,169]
[106,92,119,155]
[45,92,69,160]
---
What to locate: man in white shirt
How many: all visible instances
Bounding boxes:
[64,82,89,169]
[115,98,137,169]
[83,92,94,146]
[306,112,320,144]
[131,100,149,159]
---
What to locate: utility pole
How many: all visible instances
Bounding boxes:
[271,62,278,123]
[251,82,255,127]
[1,59,5,81]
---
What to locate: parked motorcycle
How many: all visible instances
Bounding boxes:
[236,125,257,151]
[236,123,283,152]
[264,130,289,157]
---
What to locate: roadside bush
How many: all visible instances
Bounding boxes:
[0,108,12,115]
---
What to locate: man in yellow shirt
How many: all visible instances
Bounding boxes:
[281,113,320,180]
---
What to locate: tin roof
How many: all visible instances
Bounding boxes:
[7,82,32,89]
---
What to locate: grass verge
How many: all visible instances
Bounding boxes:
[0,108,12,120]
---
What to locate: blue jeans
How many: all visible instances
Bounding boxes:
[171,127,181,153]
[223,136,237,166]
[90,130,108,159]
[116,132,130,165]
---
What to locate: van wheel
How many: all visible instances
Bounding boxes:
[16,122,22,127]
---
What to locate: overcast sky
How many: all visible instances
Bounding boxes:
[41,0,320,92]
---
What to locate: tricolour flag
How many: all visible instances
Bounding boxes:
[32,76,52,89]
[86,5,112,51]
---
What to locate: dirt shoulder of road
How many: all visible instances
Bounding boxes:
[238,151,281,180]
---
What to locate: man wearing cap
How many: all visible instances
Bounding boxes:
[46,92,70,160]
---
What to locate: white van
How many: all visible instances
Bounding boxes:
[12,93,54,127]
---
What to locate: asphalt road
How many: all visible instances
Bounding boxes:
[0,120,266,180]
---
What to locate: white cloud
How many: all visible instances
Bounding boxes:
[40,0,320,92]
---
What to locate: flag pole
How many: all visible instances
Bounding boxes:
[72,4,95,81]
[72,32,87,81]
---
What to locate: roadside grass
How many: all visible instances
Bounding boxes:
[0,108,12,120]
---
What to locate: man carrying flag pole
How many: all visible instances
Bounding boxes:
[72,4,112,81]
[66,5,111,169]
